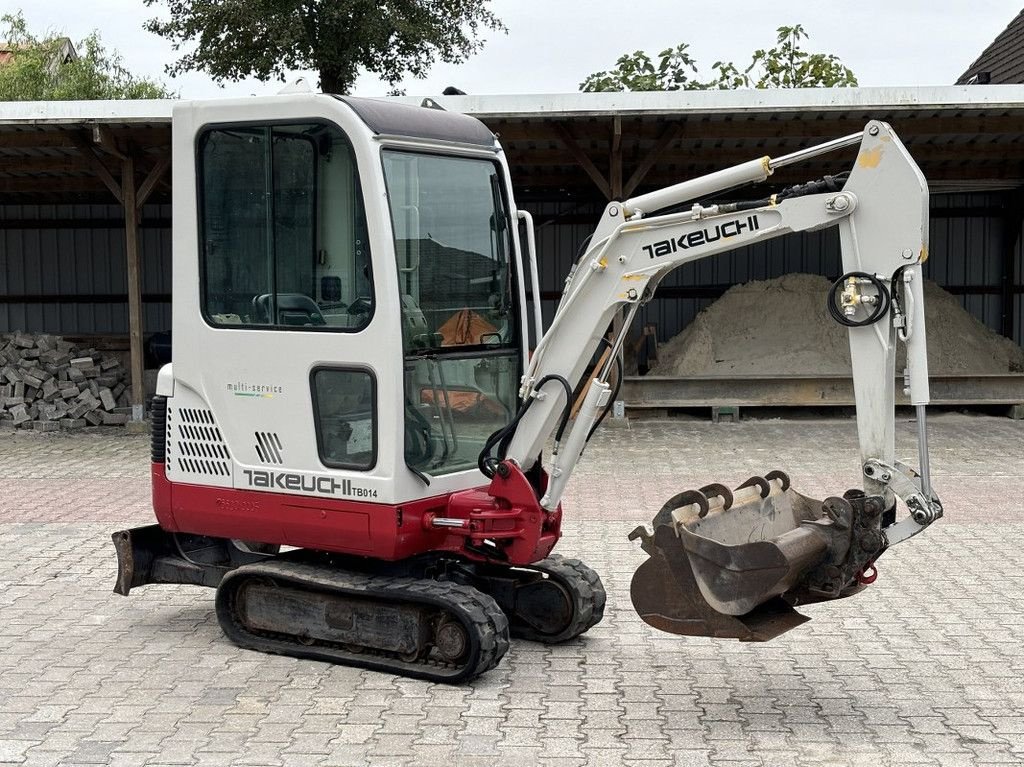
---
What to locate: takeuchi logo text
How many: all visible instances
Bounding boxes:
[227,381,283,398]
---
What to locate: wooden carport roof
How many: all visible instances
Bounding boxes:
[0,100,172,203]
[407,86,1024,200]
[3,86,1024,203]
[2,87,1024,416]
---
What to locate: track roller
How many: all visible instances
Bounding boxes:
[505,555,606,643]
[451,554,607,644]
[215,560,509,683]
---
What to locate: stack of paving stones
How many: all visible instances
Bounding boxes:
[0,332,134,432]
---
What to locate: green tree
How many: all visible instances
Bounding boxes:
[143,0,506,95]
[581,25,857,92]
[0,12,172,100]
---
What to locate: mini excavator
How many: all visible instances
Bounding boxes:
[112,94,943,682]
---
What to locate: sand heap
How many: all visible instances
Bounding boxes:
[653,273,1024,377]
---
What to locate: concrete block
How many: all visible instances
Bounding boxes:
[112,382,126,398]
[60,419,87,430]
[13,381,24,398]
[69,402,90,419]
[10,404,29,425]
[99,388,117,411]
[82,366,101,379]
[67,367,85,383]
[70,357,94,369]
[21,373,42,388]
[101,411,129,425]
[33,420,59,432]
[88,381,100,396]
[12,333,34,349]
[3,397,24,408]
[84,410,104,426]
[17,357,39,369]
[60,386,79,400]
[24,386,38,401]
[95,375,119,388]
[41,379,60,402]
[100,358,120,371]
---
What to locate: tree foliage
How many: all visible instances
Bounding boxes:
[581,25,857,92]
[0,11,172,100]
[143,0,506,95]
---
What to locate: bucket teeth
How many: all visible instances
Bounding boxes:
[698,483,733,510]
[650,489,709,528]
[765,470,791,491]
[736,475,772,498]
[630,470,887,641]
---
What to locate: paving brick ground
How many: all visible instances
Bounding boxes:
[1,413,1023,766]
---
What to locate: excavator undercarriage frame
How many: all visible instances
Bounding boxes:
[113,523,605,683]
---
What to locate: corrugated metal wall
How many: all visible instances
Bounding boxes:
[527,192,1024,349]
[1,194,1021,351]
[0,203,172,335]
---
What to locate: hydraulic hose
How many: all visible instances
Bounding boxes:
[827,271,891,328]
[478,374,573,479]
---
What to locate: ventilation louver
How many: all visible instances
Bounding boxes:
[168,406,231,478]
[254,431,283,464]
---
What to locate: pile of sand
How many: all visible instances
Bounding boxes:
[653,273,1024,377]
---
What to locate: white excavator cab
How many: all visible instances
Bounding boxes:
[162,94,531,531]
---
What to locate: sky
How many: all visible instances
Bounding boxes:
[2,1,1022,98]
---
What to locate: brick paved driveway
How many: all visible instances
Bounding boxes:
[1,414,1023,766]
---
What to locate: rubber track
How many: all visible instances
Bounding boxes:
[216,560,509,683]
[510,554,607,643]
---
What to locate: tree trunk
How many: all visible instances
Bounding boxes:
[319,67,356,95]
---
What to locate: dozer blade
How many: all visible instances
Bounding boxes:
[629,472,885,641]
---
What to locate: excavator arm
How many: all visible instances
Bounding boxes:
[480,121,943,639]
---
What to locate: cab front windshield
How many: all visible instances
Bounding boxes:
[383,151,520,476]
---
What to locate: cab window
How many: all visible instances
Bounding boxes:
[199,123,374,330]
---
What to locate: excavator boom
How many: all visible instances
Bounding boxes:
[481,120,943,640]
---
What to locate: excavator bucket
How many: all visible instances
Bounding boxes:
[629,472,887,641]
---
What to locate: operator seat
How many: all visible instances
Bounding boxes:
[253,293,326,326]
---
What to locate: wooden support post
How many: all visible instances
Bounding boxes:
[122,154,145,421]
[609,116,623,201]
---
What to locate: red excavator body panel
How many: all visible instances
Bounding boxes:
[151,460,560,565]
